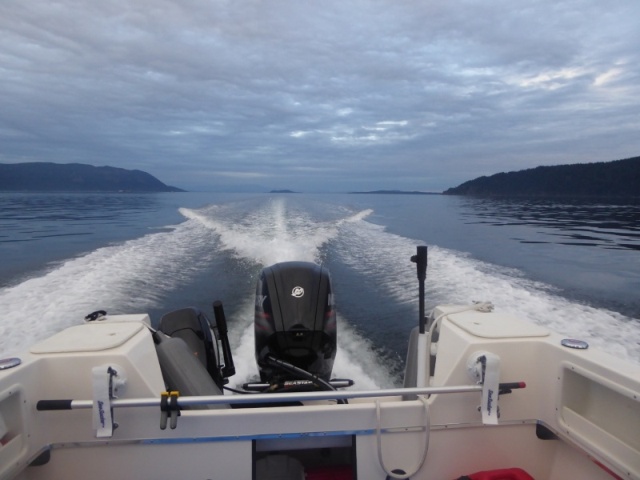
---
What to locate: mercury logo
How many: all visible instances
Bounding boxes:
[291,286,304,298]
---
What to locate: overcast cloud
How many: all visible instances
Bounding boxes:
[1,0,639,192]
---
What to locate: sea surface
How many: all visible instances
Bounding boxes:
[1,192,638,388]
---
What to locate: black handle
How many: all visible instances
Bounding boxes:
[37,399,74,411]
[213,300,236,378]
[213,301,228,335]
[411,246,428,333]
[411,245,428,281]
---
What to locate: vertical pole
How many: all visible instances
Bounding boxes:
[411,246,429,387]
[411,246,428,333]
[213,300,236,378]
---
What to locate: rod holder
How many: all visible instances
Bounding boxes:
[213,300,236,378]
[411,246,428,334]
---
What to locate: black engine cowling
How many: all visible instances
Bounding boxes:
[255,261,337,383]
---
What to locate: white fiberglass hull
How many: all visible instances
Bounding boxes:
[0,305,638,479]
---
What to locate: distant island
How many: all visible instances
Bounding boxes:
[270,189,297,193]
[0,162,184,192]
[444,156,639,197]
[350,190,439,195]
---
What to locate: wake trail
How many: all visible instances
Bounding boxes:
[181,199,372,267]
[226,299,395,390]
[183,200,393,388]
[0,220,219,356]
[335,215,640,364]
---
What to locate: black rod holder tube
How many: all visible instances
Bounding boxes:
[411,246,428,334]
[36,399,74,411]
[213,300,236,378]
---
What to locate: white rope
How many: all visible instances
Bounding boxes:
[375,396,430,479]
[383,302,493,477]
[424,302,494,386]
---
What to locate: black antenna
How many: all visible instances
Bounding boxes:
[411,245,428,334]
[213,300,236,378]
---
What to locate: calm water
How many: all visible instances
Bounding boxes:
[1,192,638,387]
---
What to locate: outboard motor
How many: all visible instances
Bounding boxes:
[255,261,337,385]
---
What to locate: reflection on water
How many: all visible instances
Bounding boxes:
[0,192,165,243]
[460,197,640,251]
[0,193,174,285]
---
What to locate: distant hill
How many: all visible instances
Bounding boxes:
[444,156,640,197]
[0,163,184,192]
[350,190,439,195]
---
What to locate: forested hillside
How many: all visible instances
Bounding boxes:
[444,156,639,197]
[0,163,183,192]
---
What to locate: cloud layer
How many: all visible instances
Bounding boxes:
[1,0,639,191]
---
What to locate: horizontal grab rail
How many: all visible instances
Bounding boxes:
[37,384,492,411]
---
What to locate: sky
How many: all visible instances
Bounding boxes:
[1,0,639,192]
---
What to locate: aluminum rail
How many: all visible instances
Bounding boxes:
[37,384,485,411]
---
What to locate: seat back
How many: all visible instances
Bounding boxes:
[158,307,224,389]
[155,333,229,410]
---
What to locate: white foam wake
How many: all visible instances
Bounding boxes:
[335,214,640,364]
[0,219,218,356]
[182,200,395,390]
[181,199,373,267]
[226,302,394,391]
[180,199,332,265]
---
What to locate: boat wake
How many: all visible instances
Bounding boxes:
[180,199,334,265]
[0,196,638,375]
[0,218,219,356]
[334,215,640,364]
[181,198,397,388]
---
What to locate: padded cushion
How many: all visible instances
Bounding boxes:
[155,334,229,410]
